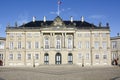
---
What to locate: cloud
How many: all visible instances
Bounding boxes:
[89,15,106,19]
[17,12,29,26]
[49,8,71,15]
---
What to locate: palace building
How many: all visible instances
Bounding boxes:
[111,34,120,65]
[0,37,5,66]
[5,16,111,67]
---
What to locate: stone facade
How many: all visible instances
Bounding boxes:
[5,16,111,67]
[0,37,6,66]
[111,35,120,65]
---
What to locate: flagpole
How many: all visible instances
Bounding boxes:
[58,1,60,16]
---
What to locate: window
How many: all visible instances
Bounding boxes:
[34,33,39,37]
[103,54,107,59]
[68,38,73,49]
[27,41,31,49]
[17,33,22,37]
[86,53,89,59]
[56,38,61,49]
[9,33,14,38]
[9,42,14,49]
[94,33,99,37]
[78,53,82,59]
[0,54,3,60]
[86,41,90,48]
[18,42,22,49]
[112,41,117,49]
[95,54,99,59]
[78,41,82,49]
[94,41,99,49]
[85,33,90,37]
[35,54,39,60]
[35,41,39,49]
[44,38,49,49]
[68,53,73,64]
[44,53,49,64]
[17,53,21,60]
[102,42,107,49]
[102,33,107,37]
[9,54,13,60]
[0,42,4,49]
[27,54,31,60]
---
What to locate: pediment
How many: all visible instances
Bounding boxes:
[52,16,65,27]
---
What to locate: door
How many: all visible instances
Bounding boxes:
[55,53,61,64]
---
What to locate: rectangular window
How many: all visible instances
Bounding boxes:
[86,53,89,59]
[27,54,31,60]
[56,38,61,49]
[17,53,21,60]
[35,41,39,49]
[18,42,22,49]
[95,54,99,59]
[9,42,14,49]
[94,41,99,49]
[27,41,31,49]
[86,41,90,48]
[85,33,90,37]
[0,54,3,60]
[44,38,49,49]
[68,38,73,49]
[0,42,4,49]
[102,42,107,49]
[94,33,99,37]
[27,33,32,37]
[102,33,107,37]
[78,41,82,49]
[35,54,39,60]
[78,53,82,59]
[103,54,107,59]
[112,41,117,49]
[9,54,13,60]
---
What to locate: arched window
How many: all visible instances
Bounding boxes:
[44,53,49,64]
[55,53,62,64]
[68,53,73,64]
[56,38,61,49]
[68,38,73,49]
[44,38,49,49]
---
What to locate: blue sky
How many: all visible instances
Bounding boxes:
[0,0,120,37]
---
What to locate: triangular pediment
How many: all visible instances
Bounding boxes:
[52,16,65,27]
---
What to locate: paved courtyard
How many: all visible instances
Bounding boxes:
[0,66,120,80]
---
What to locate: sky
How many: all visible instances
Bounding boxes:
[0,0,120,37]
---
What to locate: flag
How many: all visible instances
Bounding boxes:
[58,0,62,5]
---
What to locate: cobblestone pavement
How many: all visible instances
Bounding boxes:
[0,66,120,80]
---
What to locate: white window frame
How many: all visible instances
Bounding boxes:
[56,37,61,49]
[68,38,73,49]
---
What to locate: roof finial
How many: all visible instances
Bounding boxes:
[70,16,73,22]
[44,16,46,22]
[33,16,36,22]
[81,16,84,22]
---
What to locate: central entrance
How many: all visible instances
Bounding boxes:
[55,53,62,64]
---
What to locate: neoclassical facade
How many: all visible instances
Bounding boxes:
[5,16,111,67]
[0,37,6,66]
[111,34,120,65]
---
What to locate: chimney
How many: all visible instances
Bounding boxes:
[33,16,36,22]
[70,16,73,22]
[44,16,46,22]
